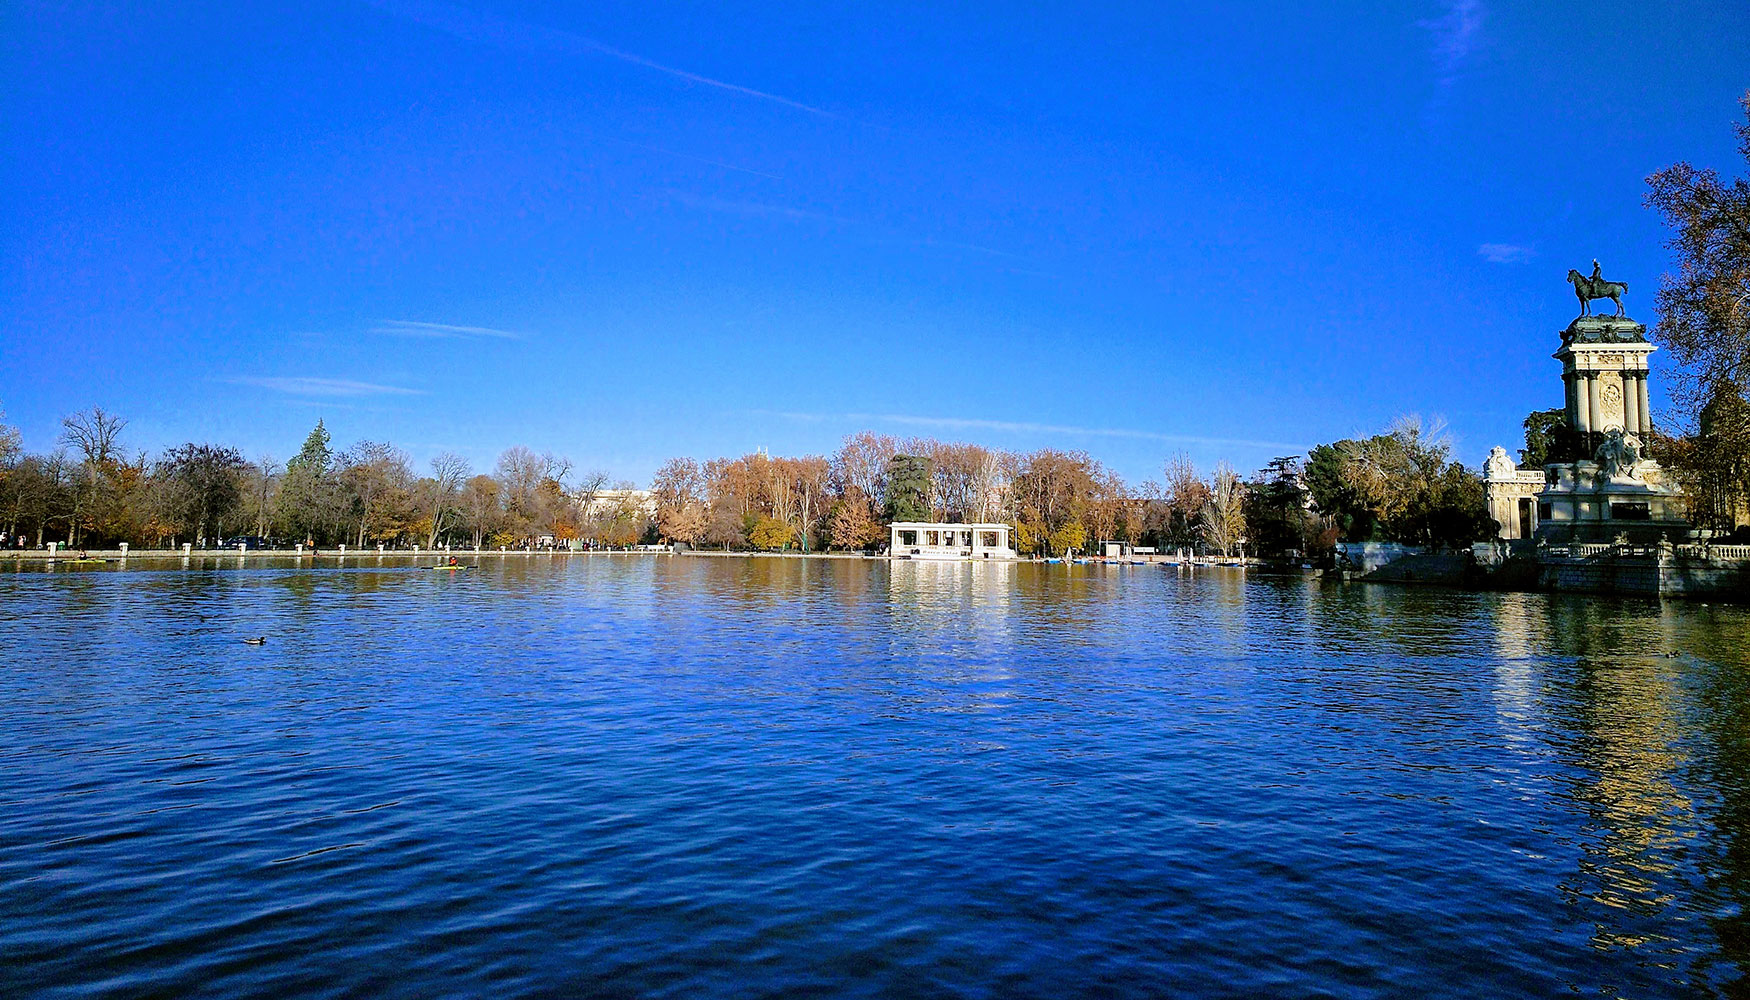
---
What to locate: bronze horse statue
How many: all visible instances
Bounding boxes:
[1567,269,1629,317]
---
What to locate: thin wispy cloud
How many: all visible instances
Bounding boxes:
[674,193,1036,268]
[607,137,784,181]
[916,237,1030,263]
[372,320,524,340]
[231,377,425,398]
[369,0,835,118]
[672,192,852,226]
[1478,243,1534,264]
[756,410,1303,452]
[1421,0,1486,89]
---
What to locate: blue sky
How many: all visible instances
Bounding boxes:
[4,1,1747,485]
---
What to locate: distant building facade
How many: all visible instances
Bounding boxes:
[889,522,1015,560]
[581,489,657,519]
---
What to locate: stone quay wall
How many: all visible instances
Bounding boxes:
[1343,540,1750,600]
[1533,542,1750,598]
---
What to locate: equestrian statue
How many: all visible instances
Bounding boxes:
[1567,259,1629,317]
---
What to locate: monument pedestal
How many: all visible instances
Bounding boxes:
[1535,457,1687,543]
[1555,315,1656,459]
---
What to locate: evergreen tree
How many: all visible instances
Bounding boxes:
[1305,442,1377,542]
[883,454,932,522]
[1519,409,1571,468]
[1244,456,1316,557]
[275,420,338,543]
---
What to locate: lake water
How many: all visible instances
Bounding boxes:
[5,556,1750,998]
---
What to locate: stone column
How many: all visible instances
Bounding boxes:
[1617,372,1630,435]
[1615,373,1630,434]
[1582,367,1596,434]
[1631,374,1648,435]
[1563,372,1577,430]
[1585,372,1601,436]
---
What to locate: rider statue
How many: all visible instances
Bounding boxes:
[1568,259,1630,319]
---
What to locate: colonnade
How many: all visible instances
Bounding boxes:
[1564,368,1653,438]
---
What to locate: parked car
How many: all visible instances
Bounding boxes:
[219,536,275,550]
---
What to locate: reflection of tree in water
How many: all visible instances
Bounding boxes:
[1306,583,1498,661]
[1670,608,1750,994]
[1279,584,1508,741]
[662,556,890,654]
[1533,596,1750,988]
[695,553,851,617]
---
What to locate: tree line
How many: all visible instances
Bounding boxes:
[0,405,1497,557]
[647,422,1492,558]
[0,411,636,550]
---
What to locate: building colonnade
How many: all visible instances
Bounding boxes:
[1564,369,1653,438]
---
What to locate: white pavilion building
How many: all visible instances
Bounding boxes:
[889,522,1016,560]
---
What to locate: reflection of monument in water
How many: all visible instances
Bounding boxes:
[886,558,1014,607]
[1558,611,1697,951]
[1485,597,1701,956]
[1484,262,1687,542]
[885,559,1017,654]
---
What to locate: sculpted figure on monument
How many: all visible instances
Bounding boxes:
[1484,446,1516,479]
[1566,261,1629,318]
[1593,428,1643,480]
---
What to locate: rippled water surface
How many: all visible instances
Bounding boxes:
[7,556,1750,997]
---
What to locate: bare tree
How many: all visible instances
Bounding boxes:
[572,468,609,517]
[460,475,501,549]
[1199,463,1247,557]
[494,445,545,522]
[423,452,470,547]
[968,448,1006,522]
[831,432,896,505]
[785,456,830,552]
[339,441,414,547]
[58,407,127,545]
[0,401,20,470]
[1162,452,1211,551]
[249,455,280,539]
[60,407,126,467]
[928,442,1001,523]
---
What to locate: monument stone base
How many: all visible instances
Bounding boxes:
[1534,458,1690,543]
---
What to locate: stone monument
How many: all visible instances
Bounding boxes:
[1482,445,1545,540]
[1503,263,1687,541]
